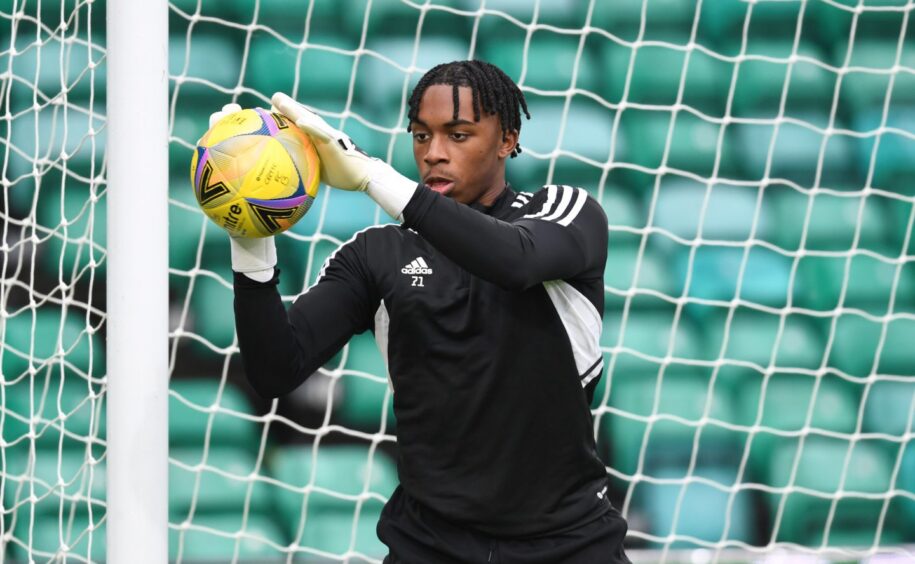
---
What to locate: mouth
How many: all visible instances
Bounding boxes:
[424,175,455,195]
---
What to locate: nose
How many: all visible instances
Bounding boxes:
[423,135,449,165]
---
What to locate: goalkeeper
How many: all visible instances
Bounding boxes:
[228,60,630,563]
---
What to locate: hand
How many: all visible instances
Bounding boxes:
[271,92,417,220]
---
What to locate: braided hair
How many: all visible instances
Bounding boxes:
[407,60,531,158]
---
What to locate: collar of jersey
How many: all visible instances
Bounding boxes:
[469,183,516,219]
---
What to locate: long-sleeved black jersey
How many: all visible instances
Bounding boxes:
[234,183,618,538]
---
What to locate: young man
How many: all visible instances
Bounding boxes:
[227,60,630,563]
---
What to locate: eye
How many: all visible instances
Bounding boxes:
[450,132,469,141]
[412,132,429,142]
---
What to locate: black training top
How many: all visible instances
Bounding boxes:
[233,183,618,538]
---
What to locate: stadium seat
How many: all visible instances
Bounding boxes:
[604,245,675,307]
[169,0,239,20]
[599,368,740,477]
[299,188,385,241]
[591,0,697,44]
[652,177,769,243]
[353,36,469,113]
[35,182,107,279]
[767,437,897,547]
[704,310,825,371]
[7,102,106,179]
[634,466,754,548]
[852,105,915,194]
[671,244,796,308]
[762,186,888,253]
[244,33,356,111]
[618,109,740,178]
[250,0,343,43]
[11,514,106,563]
[184,266,237,350]
[168,378,261,449]
[335,333,395,432]
[838,40,915,113]
[731,41,836,119]
[170,513,288,562]
[601,308,708,374]
[828,314,915,378]
[733,115,856,187]
[3,447,106,519]
[481,30,602,94]
[521,97,617,164]
[169,445,273,518]
[270,443,398,531]
[601,43,729,116]
[168,176,211,272]
[898,443,915,526]
[602,186,646,231]
[168,33,241,99]
[793,246,915,316]
[7,36,106,103]
[295,499,387,560]
[737,372,858,479]
[862,378,915,437]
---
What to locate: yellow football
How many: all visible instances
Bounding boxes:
[190,107,320,238]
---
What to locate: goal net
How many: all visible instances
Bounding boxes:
[2,0,913,562]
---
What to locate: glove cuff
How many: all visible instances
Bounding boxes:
[366,163,419,221]
[230,236,277,283]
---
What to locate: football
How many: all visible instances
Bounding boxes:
[190,107,320,238]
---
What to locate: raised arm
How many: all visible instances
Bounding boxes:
[402,184,608,291]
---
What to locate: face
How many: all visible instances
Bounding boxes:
[410,84,519,206]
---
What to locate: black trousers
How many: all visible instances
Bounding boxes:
[377,486,632,564]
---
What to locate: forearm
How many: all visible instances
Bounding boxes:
[233,271,356,398]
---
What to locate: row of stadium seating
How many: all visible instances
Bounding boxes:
[2,374,912,560]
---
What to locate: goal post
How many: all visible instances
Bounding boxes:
[105,0,169,561]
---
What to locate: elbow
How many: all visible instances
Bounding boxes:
[490,264,539,292]
[243,357,315,399]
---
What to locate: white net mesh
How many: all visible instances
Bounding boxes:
[2,0,914,561]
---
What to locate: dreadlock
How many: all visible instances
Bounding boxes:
[407,60,531,158]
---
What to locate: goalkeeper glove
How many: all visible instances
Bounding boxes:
[271,92,418,221]
[208,103,277,283]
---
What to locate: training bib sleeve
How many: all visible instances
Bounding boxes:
[402,184,608,291]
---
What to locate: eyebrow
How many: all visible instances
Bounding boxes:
[411,118,477,128]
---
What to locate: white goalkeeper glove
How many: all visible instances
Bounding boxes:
[271,92,418,221]
[208,102,276,283]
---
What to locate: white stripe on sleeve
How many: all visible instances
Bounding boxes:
[540,185,575,222]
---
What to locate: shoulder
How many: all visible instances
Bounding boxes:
[520,185,606,227]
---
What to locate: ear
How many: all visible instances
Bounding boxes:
[499,129,519,160]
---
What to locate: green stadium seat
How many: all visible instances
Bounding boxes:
[601,308,708,374]
[185,267,237,350]
[353,37,469,113]
[672,245,796,308]
[251,0,343,43]
[618,109,740,178]
[301,188,385,241]
[35,183,107,279]
[168,175,212,272]
[168,378,261,449]
[1,306,103,385]
[7,103,106,179]
[8,36,106,103]
[601,43,729,116]
[481,30,602,94]
[598,369,740,477]
[473,0,585,27]
[296,500,387,560]
[591,0,697,44]
[3,447,106,520]
[602,186,646,231]
[169,0,240,20]
[731,41,836,119]
[767,437,897,547]
[604,244,674,297]
[762,187,887,253]
[11,514,106,563]
[244,33,356,110]
[737,372,858,479]
[169,446,273,518]
[898,443,915,526]
[170,513,288,562]
[862,378,915,437]
[652,178,768,243]
[734,115,856,186]
[827,314,915,378]
[270,444,398,530]
[522,98,616,163]
[838,40,915,113]
[705,310,825,371]
[635,467,754,548]
[169,33,241,97]
[335,333,395,432]
[853,106,915,195]
[793,247,915,316]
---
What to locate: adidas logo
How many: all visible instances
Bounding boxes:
[401,257,433,275]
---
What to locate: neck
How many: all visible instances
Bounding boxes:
[475,173,508,207]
